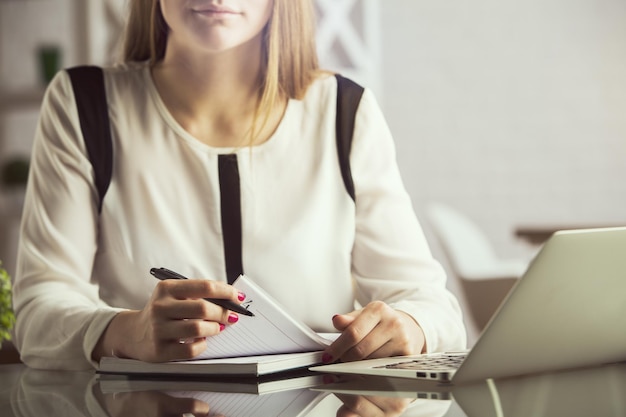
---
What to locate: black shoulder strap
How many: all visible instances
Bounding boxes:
[334,74,364,202]
[66,66,113,214]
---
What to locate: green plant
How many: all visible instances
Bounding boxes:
[0,261,15,343]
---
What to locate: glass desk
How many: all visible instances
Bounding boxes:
[1,361,625,417]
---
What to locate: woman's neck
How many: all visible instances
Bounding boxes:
[151,39,278,147]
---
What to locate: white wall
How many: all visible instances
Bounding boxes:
[380,0,626,257]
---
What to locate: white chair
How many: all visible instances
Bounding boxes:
[426,202,528,331]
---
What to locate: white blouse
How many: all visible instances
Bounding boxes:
[13,62,466,370]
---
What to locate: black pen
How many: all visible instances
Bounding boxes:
[150,267,254,317]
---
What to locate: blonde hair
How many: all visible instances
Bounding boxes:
[122,0,320,143]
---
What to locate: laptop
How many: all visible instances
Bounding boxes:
[311,227,626,384]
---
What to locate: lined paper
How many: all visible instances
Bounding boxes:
[195,275,334,360]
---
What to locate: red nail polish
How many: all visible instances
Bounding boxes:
[219,323,225,331]
[238,292,246,301]
[228,313,239,323]
[322,353,333,364]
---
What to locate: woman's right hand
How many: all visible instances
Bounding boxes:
[92,278,244,363]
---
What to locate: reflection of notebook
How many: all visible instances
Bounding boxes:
[95,376,328,417]
[312,227,626,384]
[98,369,325,395]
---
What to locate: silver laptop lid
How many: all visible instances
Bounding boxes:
[453,227,626,384]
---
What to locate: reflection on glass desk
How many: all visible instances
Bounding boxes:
[1,362,625,417]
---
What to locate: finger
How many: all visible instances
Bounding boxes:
[332,313,355,331]
[152,298,241,327]
[337,322,388,362]
[325,306,385,362]
[155,319,224,341]
[155,279,240,302]
[325,322,377,364]
[152,298,228,320]
[148,337,209,362]
[359,338,398,360]
[350,311,426,360]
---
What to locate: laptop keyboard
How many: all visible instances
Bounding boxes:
[374,353,467,371]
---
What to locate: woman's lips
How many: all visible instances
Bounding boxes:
[193,5,239,15]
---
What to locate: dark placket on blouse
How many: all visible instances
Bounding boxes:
[218,154,244,284]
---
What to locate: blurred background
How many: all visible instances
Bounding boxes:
[1,0,625,345]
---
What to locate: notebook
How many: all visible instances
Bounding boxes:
[99,351,326,377]
[312,227,626,384]
[99,275,338,376]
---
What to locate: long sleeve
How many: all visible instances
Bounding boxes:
[12,72,122,370]
[350,89,467,352]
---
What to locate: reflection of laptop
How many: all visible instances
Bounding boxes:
[313,374,453,400]
[452,361,626,417]
[312,227,626,384]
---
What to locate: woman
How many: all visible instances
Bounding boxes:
[12,0,466,370]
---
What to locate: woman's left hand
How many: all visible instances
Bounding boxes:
[323,301,426,363]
